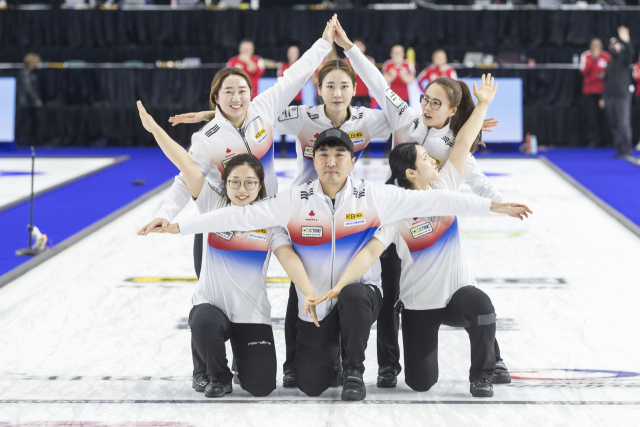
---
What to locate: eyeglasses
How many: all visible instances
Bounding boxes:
[419,95,443,110]
[227,180,258,190]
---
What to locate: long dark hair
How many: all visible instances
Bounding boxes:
[425,77,485,153]
[387,142,420,190]
[222,154,267,201]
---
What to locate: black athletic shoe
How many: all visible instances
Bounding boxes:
[282,370,298,388]
[192,372,209,393]
[233,372,241,385]
[470,378,494,398]
[331,370,344,387]
[204,380,232,398]
[341,369,366,401]
[492,360,511,384]
[376,366,398,388]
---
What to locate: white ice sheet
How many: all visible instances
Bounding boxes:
[0,157,119,210]
[1,158,639,426]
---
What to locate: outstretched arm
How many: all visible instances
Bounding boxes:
[274,245,319,327]
[310,236,386,306]
[448,74,498,177]
[137,101,204,198]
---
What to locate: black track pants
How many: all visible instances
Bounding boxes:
[188,303,277,397]
[283,282,299,373]
[401,285,496,392]
[377,244,402,373]
[294,283,382,397]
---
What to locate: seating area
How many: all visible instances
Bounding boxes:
[1,8,639,146]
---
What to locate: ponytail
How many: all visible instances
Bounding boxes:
[425,77,486,154]
[388,142,420,190]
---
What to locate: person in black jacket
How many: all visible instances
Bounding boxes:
[17,53,42,108]
[600,26,635,158]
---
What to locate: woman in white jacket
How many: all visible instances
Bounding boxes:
[137,101,320,398]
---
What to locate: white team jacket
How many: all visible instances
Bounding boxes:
[275,103,394,186]
[344,45,505,202]
[156,38,332,221]
[178,176,491,322]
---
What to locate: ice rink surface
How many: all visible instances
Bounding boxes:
[1,158,639,426]
[0,157,120,210]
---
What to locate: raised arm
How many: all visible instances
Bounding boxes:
[251,16,336,124]
[310,236,386,306]
[337,20,417,132]
[274,244,319,327]
[137,101,204,198]
[448,74,497,177]
[464,156,505,202]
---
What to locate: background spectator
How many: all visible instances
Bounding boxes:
[17,53,42,108]
[348,39,376,108]
[277,45,303,106]
[227,40,265,99]
[633,53,640,150]
[382,45,415,102]
[417,49,458,91]
[601,26,635,158]
[580,37,611,148]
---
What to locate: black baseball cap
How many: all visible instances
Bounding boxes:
[313,128,354,155]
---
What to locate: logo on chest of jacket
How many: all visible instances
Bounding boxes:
[248,229,268,240]
[301,226,323,238]
[345,212,366,227]
[305,210,318,221]
[442,136,454,147]
[304,146,314,158]
[348,131,365,145]
[213,231,234,241]
[410,223,433,239]
[255,128,268,144]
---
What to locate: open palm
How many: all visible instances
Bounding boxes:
[473,73,498,105]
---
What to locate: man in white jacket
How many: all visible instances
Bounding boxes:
[154,128,530,401]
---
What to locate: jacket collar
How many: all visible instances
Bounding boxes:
[212,104,261,132]
[312,175,353,205]
[318,104,353,128]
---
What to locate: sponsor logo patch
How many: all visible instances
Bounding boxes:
[386,88,405,108]
[249,229,268,240]
[213,231,234,241]
[345,219,366,227]
[255,128,268,144]
[301,226,323,238]
[346,212,363,220]
[410,223,433,239]
[304,146,314,158]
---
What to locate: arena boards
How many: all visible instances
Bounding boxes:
[0,158,639,426]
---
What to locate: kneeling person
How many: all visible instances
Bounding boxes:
[156,128,530,401]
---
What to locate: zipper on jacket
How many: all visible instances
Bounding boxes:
[328,201,336,309]
[229,116,259,155]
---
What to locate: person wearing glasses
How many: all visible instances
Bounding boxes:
[136,101,320,398]
[334,19,511,389]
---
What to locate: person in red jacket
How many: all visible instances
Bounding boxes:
[227,40,265,99]
[417,49,458,91]
[382,45,415,102]
[278,44,303,106]
[633,54,640,150]
[347,39,376,108]
[580,37,611,148]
